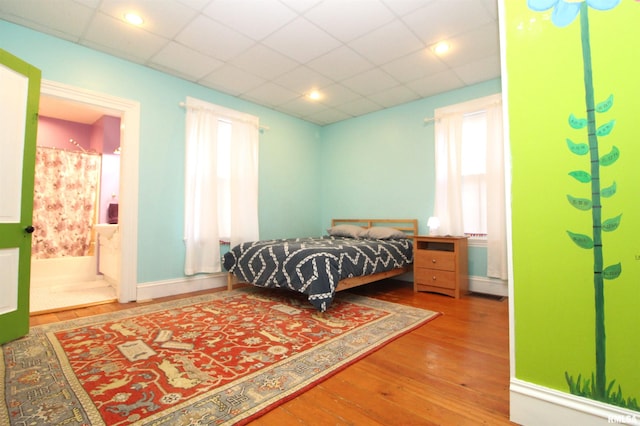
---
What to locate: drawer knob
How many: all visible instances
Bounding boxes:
[431,258,436,263]
[432,276,437,280]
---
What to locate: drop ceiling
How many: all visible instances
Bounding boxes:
[0,0,501,126]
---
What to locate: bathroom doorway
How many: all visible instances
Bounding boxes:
[30,81,140,313]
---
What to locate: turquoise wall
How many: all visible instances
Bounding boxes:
[0,20,322,284]
[320,79,501,277]
[2,19,500,284]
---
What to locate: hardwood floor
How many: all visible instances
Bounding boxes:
[29,279,514,425]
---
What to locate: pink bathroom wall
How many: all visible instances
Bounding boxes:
[37,116,92,151]
[36,114,121,224]
[96,116,121,224]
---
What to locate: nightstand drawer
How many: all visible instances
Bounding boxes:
[415,250,455,271]
[415,268,456,289]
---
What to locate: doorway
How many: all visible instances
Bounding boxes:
[30,80,140,312]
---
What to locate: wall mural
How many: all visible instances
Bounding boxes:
[527,0,637,410]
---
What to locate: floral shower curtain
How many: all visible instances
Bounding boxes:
[31,147,101,259]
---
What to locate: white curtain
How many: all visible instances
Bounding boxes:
[485,104,508,280]
[183,97,259,275]
[433,113,465,236]
[433,94,508,280]
[229,113,259,248]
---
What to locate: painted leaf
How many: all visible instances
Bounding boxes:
[600,145,620,166]
[567,231,594,249]
[603,263,622,280]
[569,170,591,183]
[595,94,614,113]
[601,181,617,198]
[602,214,622,232]
[566,138,589,155]
[567,194,592,210]
[596,120,615,137]
[568,114,587,129]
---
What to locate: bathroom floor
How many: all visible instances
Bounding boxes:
[30,278,117,314]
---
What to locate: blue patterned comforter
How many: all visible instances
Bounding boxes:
[223,236,413,311]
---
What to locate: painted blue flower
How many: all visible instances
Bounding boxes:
[528,0,621,27]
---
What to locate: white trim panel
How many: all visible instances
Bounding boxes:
[0,248,19,314]
[137,273,227,301]
[469,275,508,297]
[40,80,140,303]
[0,64,27,223]
[510,378,640,425]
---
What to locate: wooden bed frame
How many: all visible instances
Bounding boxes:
[227,218,418,292]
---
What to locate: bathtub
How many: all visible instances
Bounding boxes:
[30,255,99,289]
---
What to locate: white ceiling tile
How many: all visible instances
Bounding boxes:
[304,108,352,126]
[381,0,430,16]
[199,64,266,96]
[241,82,301,107]
[272,66,333,94]
[403,1,495,46]
[480,0,499,20]
[229,44,299,80]
[150,41,223,81]
[367,85,421,108]
[278,0,323,14]
[176,0,212,10]
[304,0,395,43]
[348,20,424,66]
[98,0,198,39]
[307,46,374,81]
[341,69,398,96]
[175,15,255,61]
[202,0,297,40]
[0,0,93,40]
[405,70,465,98]
[436,23,500,68]
[337,98,382,117]
[262,17,341,63]
[317,83,360,107]
[278,96,328,118]
[381,49,447,84]
[75,0,101,6]
[0,0,502,126]
[82,12,168,62]
[453,54,501,85]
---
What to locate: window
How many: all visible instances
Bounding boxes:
[460,111,488,239]
[433,93,507,279]
[217,120,231,241]
[183,97,259,275]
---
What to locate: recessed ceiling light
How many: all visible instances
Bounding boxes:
[432,41,450,56]
[307,90,322,101]
[124,12,144,26]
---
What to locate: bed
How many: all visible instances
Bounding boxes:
[223,219,417,311]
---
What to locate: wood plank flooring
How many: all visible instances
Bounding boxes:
[29,279,514,425]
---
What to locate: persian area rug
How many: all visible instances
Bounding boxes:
[1,287,439,425]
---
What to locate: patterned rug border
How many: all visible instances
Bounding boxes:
[1,288,441,425]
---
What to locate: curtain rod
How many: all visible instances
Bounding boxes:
[179,102,270,132]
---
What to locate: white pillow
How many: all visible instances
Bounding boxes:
[363,226,408,240]
[326,224,366,238]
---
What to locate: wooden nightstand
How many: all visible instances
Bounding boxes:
[413,235,468,298]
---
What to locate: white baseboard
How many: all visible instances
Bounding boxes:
[510,378,640,425]
[136,273,227,301]
[469,275,508,297]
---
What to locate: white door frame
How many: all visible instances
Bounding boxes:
[41,80,140,303]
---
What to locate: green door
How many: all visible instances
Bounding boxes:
[0,49,41,344]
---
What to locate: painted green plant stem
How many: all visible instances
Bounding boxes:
[578,3,606,400]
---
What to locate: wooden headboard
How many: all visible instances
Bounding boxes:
[331,219,418,236]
